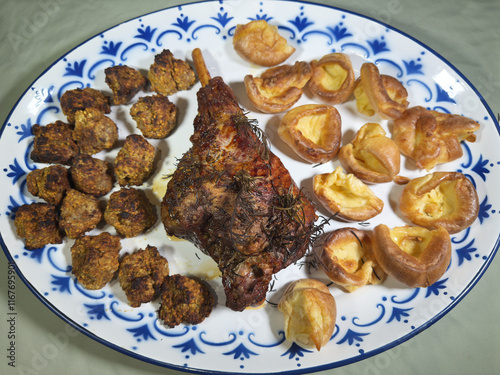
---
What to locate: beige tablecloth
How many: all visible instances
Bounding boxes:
[1,1,499,374]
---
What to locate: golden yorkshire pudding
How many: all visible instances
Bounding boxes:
[278,278,336,351]
[313,166,384,222]
[315,228,387,292]
[244,61,312,113]
[338,122,408,184]
[372,224,451,288]
[233,20,295,67]
[307,53,355,105]
[399,171,479,234]
[393,106,481,171]
[278,104,342,163]
[353,62,409,119]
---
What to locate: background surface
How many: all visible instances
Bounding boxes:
[1,0,499,374]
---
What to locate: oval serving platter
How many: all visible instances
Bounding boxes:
[1,0,499,374]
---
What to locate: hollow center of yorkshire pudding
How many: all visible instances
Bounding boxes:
[257,84,278,99]
[333,241,365,273]
[390,227,432,258]
[321,64,348,90]
[353,86,374,115]
[354,149,388,174]
[323,172,371,207]
[295,112,331,146]
[417,180,458,218]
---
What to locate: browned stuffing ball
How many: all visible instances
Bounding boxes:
[158,274,214,328]
[60,87,111,124]
[130,94,178,139]
[118,245,169,307]
[104,65,147,105]
[30,121,79,165]
[26,165,70,205]
[148,49,196,96]
[114,134,156,186]
[104,187,157,238]
[73,107,118,155]
[59,189,103,239]
[70,154,114,197]
[71,232,121,290]
[14,202,62,250]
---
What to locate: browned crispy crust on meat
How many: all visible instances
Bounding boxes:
[161,76,317,311]
[73,107,118,155]
[59,189,103,239]
[60,87,110,124]
[14,202,63,250]
[104,187,157,238]
[70,154,114,197]
[104,65,147,105]
[130,94,178,139]
[148,49,196,96]
[118,245,169,307]
[71,232,121,290]
[30,121,79,165]
[114,134,156,186]
[157,274,214,327]
[26,165,70,205]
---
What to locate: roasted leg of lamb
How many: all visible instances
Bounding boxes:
[161,76,317,311]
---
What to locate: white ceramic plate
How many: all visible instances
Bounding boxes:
[1,0,499,374]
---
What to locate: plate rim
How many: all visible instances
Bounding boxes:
[1,0,499,374]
